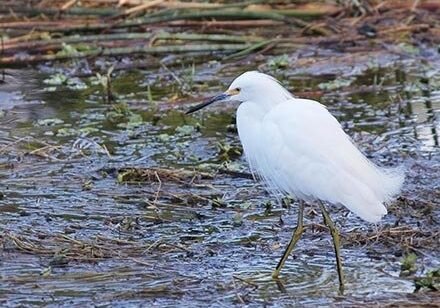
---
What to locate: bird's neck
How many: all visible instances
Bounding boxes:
[247,95,291,114]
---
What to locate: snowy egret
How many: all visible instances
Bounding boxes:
[186,71,404,292]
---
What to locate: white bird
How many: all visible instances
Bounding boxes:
[186,71,404,292]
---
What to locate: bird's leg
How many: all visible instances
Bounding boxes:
[272,201,305,278]
[318,201,345,294]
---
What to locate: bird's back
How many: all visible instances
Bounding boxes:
[237,98,404,223]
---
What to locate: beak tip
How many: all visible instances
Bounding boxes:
[185,92,229,115]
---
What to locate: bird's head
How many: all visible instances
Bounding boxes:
[186,71,292,114]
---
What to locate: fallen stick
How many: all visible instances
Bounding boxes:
[2,32,262,54]
[0,43,253,65]
[0,9,323,33]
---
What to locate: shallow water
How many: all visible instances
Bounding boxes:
[0,47,439,306]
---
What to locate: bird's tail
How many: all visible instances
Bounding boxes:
[344,164,404,223]
[379,166,405,202]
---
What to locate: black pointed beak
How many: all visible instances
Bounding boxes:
[185,92,230,114]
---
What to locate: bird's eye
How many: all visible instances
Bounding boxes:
[236,88,241,92]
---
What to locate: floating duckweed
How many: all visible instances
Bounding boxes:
[157,133,172,142]
[217,141,242,161]
[37,118,65,126]
[43,86,57,92]
[175,125,196,136]
[318,77,355,91]
[79,127,100,134]
[116,113,144,129]
[44,73,68,85]
[397,42,420,55]
[56,127,78,137]
[43,73,87,90]
[232,213,243,227]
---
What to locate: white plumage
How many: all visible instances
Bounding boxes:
[230,71,404,223]
[186,70,405,287]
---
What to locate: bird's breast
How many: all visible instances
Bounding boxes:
[236,101,267,169]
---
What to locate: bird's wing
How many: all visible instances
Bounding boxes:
[255,98,402,222]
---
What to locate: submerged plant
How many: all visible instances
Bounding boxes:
[95,66,115,103]
[400,253,418,277]
[181,62,196,93]
[217,141,242,162]
[104,100,145,132]
[267,54,289,69]
[414,268,440,292]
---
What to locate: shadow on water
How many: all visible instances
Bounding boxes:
[0,48,439,306]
